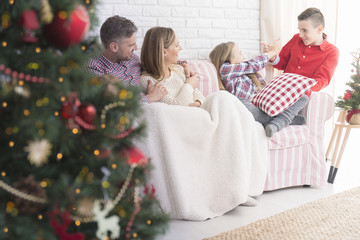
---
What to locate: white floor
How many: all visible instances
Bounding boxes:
[158,126,360,240]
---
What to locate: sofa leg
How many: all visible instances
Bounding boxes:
[328,167,338,184]
[328,166,334,183]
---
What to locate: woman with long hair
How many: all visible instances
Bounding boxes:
[140,27,204,107]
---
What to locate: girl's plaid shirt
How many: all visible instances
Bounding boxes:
[219,54,269,100]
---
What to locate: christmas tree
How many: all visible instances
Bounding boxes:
[0,1,168,240]
[336,49,360,123]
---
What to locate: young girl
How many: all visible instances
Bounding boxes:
[140,27,204,107]
[209,42,309,137]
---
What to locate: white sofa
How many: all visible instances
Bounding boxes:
[137,59,334,220]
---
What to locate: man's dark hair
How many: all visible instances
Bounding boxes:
[100,15,138,48]
[298,7,325,28]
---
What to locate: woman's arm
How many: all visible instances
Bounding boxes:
[193,88,205,104]
[160,83,194,106]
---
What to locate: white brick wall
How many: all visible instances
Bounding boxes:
[94,0,260,60]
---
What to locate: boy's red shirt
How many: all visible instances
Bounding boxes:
[272,33,339,96]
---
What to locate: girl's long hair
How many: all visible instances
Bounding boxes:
[141,27,175,81]
[209,41,261,90]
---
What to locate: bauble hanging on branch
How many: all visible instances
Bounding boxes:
[78,103,96,125]
[60,93,97,130]
[121,146,148,166]
[43,5,90,48]
[18,10,40,43]
[40,0,54,24]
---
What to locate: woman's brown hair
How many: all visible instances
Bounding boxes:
[141,27,176,81]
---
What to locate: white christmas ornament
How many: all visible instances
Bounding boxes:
[24,139,52,167]
[92,200,120,240]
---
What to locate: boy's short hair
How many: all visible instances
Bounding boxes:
[298,7,325,28]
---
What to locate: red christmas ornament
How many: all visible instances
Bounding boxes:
[344,90,352,101]
[61,102,78,119]
[61,96,80,119]
[144,184,156,199]
[122,146,148,166]
[78,103,96,124]
[48,205,85,240]
[18,10,40,43]
[43,5,90,48]
[60,94,97,130]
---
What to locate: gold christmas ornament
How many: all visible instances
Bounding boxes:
[119,89,127,99]
[75,198,95,218]
[40,0,53,24]
[1,12,11,29]
[24,139,52,167]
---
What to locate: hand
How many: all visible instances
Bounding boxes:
[260,38,280,51]
[260,41,274,52]
[261,39,281,51]
[260,39,281,62]
[189,101,201,107]
[146,80,168,102]
[185,73,200,89]
[182,62,195,78]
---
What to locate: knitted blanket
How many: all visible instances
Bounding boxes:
[136,91,268,220]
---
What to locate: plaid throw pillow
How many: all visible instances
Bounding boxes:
[250,73,317,117]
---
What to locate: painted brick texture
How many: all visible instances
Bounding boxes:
[94,0,260,60]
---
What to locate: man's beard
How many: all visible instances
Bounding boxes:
[118,55,131,61]
[117,51,133,62]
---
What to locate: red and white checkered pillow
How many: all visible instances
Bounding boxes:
[250,73,317,117]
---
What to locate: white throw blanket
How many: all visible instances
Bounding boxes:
[136,91,268,220]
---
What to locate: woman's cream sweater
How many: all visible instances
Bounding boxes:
[140,65,205,106]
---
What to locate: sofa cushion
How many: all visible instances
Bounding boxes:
[267,125,309,149]
[251,73,317,117]
[188,60,219,97]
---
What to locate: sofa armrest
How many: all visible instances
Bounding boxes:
[303,92,335,136]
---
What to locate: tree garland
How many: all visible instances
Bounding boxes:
[73,164,137,223]
[0,179,48,204]
[0,64,50,84]
[0,164,137,220]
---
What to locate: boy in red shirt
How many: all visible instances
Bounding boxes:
[263,7,339,96]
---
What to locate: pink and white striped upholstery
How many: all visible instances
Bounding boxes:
[188,60,335,191]
[188,60,220,96]
[264,92,334,190]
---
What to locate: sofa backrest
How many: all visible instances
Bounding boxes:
[188,60,220,97]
